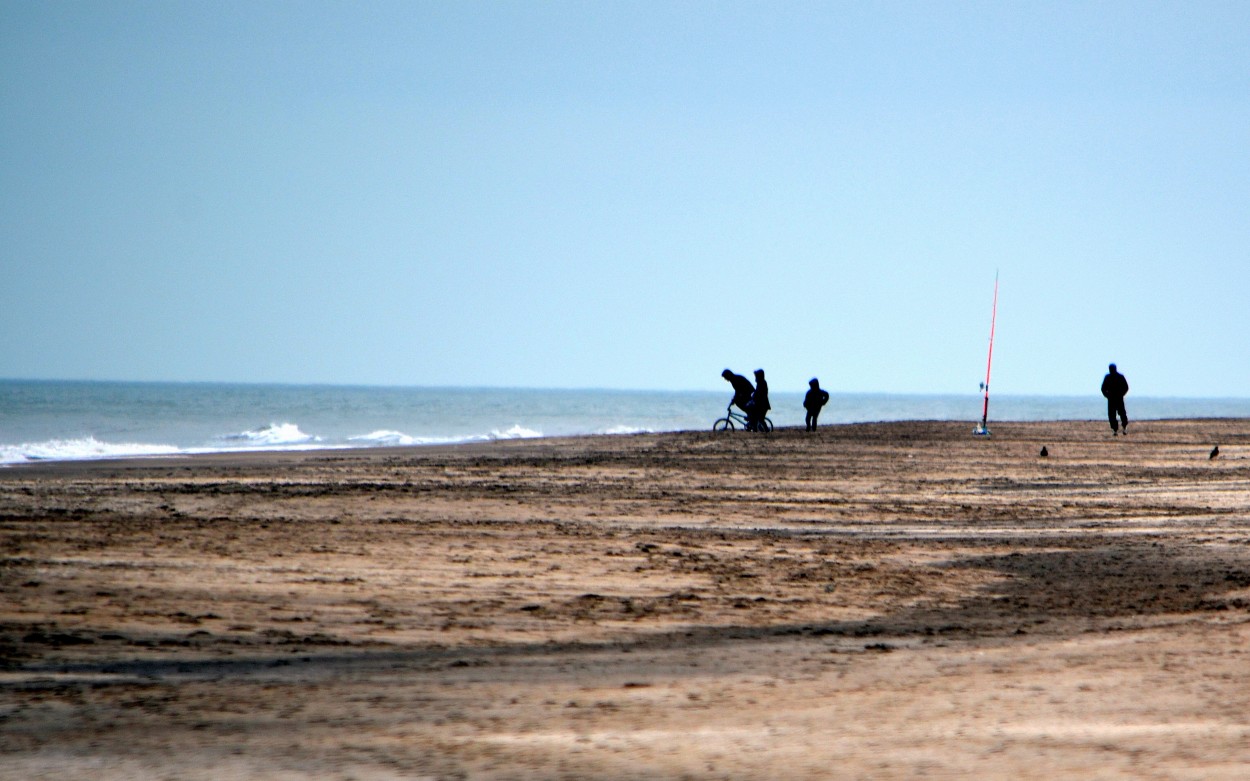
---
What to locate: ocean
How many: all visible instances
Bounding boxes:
[3,379,1249,465]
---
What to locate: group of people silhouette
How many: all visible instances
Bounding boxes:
[722,363,1132,435]
[721,369,831,432]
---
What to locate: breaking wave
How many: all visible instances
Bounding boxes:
[0,437,181,465]
[346,425,543,447]
[490,425,542,440]
[221,423,316,446]
[349,430,418,446]
[598,424,652,436]
[0,424,556,465]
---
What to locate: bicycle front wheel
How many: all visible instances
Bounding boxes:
[713,418,735,432]
[759,417,773,433]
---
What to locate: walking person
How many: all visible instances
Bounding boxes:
[1101,363,1129,435]
[803,378,830,431]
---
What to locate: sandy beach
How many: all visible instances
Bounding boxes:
[2,419,1249,780]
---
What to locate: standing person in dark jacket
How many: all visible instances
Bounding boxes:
[1101,363,1130,435]
[721,369,754,415]
[803,377,831,431]
[747,369,770,431]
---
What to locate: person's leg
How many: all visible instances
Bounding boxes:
[805,411,813,430]
[1118,400,1129,433]
[1108,400,1119,434]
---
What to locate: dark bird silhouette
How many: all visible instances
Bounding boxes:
[1210,445,1220,460]
[1039,446,1049,457]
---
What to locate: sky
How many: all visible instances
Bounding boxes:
[2,1,1248,397]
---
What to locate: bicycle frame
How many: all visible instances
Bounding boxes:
[713,403,772,432]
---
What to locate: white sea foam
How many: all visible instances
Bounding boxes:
[222,423,316,446]
[490,425,542,440]
[349,430,418,446]
[347,428,547,447]
[599,424,652,436]
[0,437,181,465]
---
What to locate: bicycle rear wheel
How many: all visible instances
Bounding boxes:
[713,418,735,432]
[759,417,773,433]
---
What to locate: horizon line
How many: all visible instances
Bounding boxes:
[2,377,1248,403]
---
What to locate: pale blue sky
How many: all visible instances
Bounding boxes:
[3,1,1248,396]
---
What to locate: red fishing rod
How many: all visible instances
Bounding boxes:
[974,272,998,437]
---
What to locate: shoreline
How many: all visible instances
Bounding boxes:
[4,416,1247,472]
[3,418,1249,778]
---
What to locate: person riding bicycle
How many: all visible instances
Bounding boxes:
[721,369,754,414]
[746,369,770,432]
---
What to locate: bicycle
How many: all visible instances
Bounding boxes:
[712,404,773,433]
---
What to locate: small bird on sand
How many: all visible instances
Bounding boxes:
[1039,446,1049,457]
[1210,445,1220,460]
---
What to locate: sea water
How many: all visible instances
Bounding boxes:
[3,379,1249,465]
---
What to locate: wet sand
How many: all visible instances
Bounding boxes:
[2,419,1249,780]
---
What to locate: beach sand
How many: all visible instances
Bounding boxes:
[2,419,1249,780]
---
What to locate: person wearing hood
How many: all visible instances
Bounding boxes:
[803,377,831,431]
[746,369,770,432]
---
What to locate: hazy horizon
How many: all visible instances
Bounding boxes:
[4,375,1249,402]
